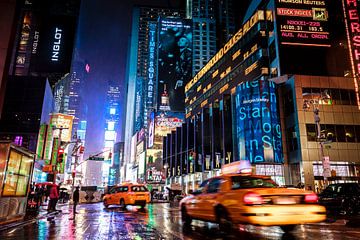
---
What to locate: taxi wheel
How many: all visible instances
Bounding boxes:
[120,199,126,210]
[103,200,109,209]
[217,210,232,233]
[280,225,297,233]
[181,206,192,226]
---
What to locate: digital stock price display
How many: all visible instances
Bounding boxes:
[276,0,330,47]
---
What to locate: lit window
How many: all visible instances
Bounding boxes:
[107,121,115,131]
[110,108,116,114]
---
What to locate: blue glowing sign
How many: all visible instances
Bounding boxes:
[235,79,283,163]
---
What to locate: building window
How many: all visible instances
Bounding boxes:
[306,124,360,143]
[306,124,317,142]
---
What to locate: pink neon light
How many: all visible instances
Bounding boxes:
[342,0,360,109]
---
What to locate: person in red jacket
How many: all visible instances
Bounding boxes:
[48,184,59,212]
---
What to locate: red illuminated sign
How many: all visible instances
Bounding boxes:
[342,0,360,109]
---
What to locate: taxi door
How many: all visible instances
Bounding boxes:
[107,187,120,204]
[197,178,223,220]
[187,180,209,218]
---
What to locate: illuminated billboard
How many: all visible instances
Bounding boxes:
[158,18,192,112]
[275,0,330,47]
[28,14,77,74]
[50,113,74,142]
[342,0,360,108]
[235,79,283,163]
[134,77,144,132]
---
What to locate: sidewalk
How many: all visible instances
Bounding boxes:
[0,202,69,232]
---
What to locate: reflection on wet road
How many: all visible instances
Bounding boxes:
[0,203,359,239]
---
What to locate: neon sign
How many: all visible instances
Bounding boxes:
[185,10,269,93]
[51,27,62,61]
[342,0,360,109]
[147,23,156,109]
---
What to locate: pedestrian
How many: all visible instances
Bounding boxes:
[48,184,59,212]
[73,186,80,214]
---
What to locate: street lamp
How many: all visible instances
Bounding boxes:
[303,90,331,187]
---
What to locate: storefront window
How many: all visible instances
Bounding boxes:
[2,149,33,197]
[313,162,352,177]
[255,164,285,185]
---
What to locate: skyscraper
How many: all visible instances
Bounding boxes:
[0,0,80,151]
[186,0,236,76]
[124,6,184,168]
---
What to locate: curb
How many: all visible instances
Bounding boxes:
[0,211,59,232]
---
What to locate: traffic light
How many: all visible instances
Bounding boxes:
[79,146,85,154]
[108,152,112,160]
[57,148,64,163]
[189,151,196,161]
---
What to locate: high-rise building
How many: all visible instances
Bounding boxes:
[54,57,88,135]
[0,0,18,118]
[186,0,236,76]
[0,0,80,151]
[124,6,184,171]
[164,0,360,193]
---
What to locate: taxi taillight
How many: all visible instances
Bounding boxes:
[304,193,318,203]
[243,192,263,205]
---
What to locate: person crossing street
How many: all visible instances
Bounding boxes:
[73,186,80,215]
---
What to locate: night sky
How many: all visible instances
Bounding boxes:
[75,0,250,155]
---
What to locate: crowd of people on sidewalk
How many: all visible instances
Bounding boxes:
[27,182,72,212]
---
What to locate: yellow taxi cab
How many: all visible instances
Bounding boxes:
[179,161,326,232]
[103,183,151,209]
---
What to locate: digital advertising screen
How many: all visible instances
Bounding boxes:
[29,14,77,74]
[275,0,330,47]
[235,79,284,164]
[158,18,192,112]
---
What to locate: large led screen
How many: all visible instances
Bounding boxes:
[158,18,192,112]
[275,0,329,47]
[235,79,283,163]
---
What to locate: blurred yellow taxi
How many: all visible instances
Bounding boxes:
[103,183,150,209]
[180,161,326,232]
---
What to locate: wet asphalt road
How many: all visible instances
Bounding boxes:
[0,202,359,240]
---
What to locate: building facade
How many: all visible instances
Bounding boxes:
[123,6,184,180]
[163,0,360,193]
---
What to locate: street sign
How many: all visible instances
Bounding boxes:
[323,156,331,178]
[88,156,105,161]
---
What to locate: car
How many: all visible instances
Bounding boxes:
[103,183,151,209]
[318,183,360,216]
[179,166,326,233]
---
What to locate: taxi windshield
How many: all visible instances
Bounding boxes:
[231,176,278,189]
[131,186,148,192]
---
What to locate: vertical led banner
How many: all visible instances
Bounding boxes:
[158,18,192,112]
[235,79,283,163]
[147,23,157,111]
[36,124,47,159]
[342,0,360,109]
[134,77,144,132]
[148,111,155,148]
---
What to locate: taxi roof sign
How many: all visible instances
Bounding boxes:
[221,160,252,175]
